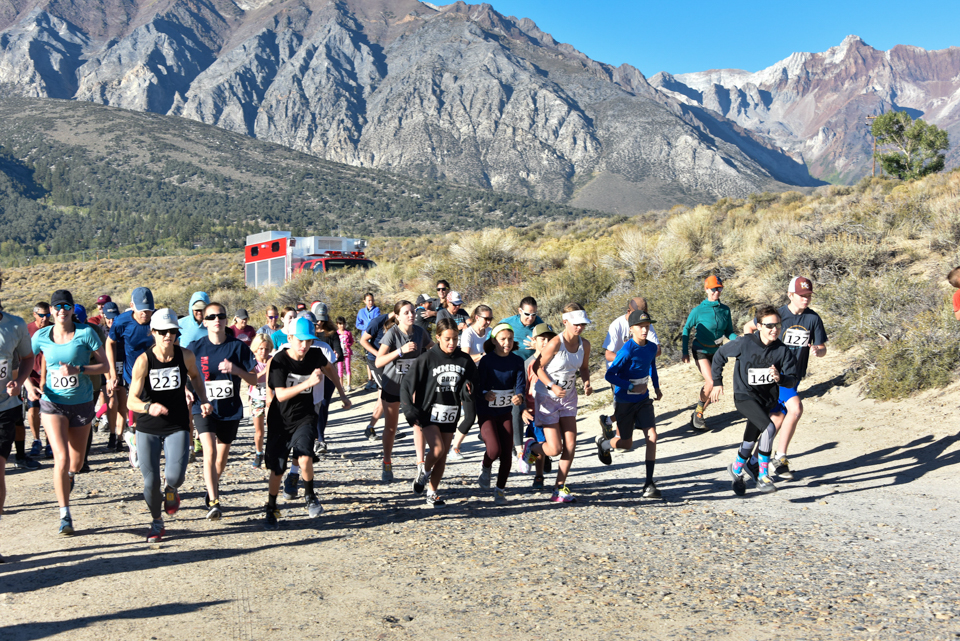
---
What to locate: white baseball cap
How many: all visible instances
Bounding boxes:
[150,308,180,331]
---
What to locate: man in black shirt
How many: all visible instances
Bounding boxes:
[264,317,350,529]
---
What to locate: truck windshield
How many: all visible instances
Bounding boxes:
[315,259,376,272]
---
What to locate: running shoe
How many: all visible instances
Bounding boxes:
[44,443,53,459]
[425,493,446,508]
[96,415,110,434]
[114,437,125,453]
[396,431,407,440]
[413,464,429,495]
[107,432,117,450]
[305,495,323,518]
[264,506,280,530]
[147,520,165,543]
[550,486,577,503]
[69,474,75,492]
[314,440,327,456]
[493,488,508,505]
[163,487,181,515]
[193,438,202,454]
[124,432,139,468]
[598,414,615,441]
[13,456,40,470]
[381,461,394,483]
[477,466,492,490]
[642,481,662,499]
[29,439,42,457]
[364,425,377,442]
[282,472,300,500]
[770,455,794,481]
[450,447,464,461]
[206,500,222,521]
[532,476,545,490]
[741,459,760,484]
[79,462,91,474]
[250,453,263,469]
[728,463,746,496]
[756,475,778,494]
[517,438,537,475]
[595,435,612,466]
[59,516,75,536]
[691,411,708,431]
[188,449,196,464]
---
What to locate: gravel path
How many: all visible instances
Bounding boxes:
[1,354,958,640]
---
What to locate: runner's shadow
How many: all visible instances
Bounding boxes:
[0,600,231,641]
[802,374,848,399]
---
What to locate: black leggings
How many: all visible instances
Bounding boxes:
[734,397,777,459]
[316,378,335,441]
[456,387,476,435]
[479,414,513,489]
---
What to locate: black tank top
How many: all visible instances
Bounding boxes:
[136,346,190,437]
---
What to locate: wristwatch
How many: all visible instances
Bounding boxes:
[144,402,152,414]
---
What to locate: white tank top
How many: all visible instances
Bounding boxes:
[536,336,583,398]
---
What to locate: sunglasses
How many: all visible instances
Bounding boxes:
[155,328,180,337]
[709,287,723,293]
[437,287,448,292]
[759,322,781,329]
[478,316,493,321]
[53,304,73,311]
[267,315,278,320]
[34,312,50,318]
[520,310,536,317]
[205,313,227,321]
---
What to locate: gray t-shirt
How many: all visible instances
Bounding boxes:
[381,324,429,397]
[0,313,34,412]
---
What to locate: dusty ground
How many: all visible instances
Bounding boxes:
[1,349,959,640]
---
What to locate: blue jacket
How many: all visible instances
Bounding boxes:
[179,291,210,346]
[355,306,380,333]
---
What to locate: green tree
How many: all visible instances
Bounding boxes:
[872,112,949,180]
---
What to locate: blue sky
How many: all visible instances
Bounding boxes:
[433,1,960,75]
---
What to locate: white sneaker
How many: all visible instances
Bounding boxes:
[450,448,465,461]
[124,432,139,468]
[493,488,508,505]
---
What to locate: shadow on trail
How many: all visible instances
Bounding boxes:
[0,600,231,641]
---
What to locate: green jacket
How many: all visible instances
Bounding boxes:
[681,299,737,356]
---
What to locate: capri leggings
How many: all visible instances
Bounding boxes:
[479,414,514,489]
[456,385,476,435]
[136,430,190,520]
[336,354,351,379]
[733,397,780,459]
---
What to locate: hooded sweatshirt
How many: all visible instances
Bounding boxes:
[711,332,799,409]
[179,291,210,347]
[681,299,737,356]
[400,344,477,427]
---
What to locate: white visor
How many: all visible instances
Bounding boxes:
[562,310,590,325]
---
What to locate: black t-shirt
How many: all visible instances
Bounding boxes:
[267,348,329,431]
[364,313,390,364]
[776,305,827,380]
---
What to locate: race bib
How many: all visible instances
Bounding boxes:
[0,359,9,383]
[49,373,80,390]
[630,377,649,387]
[715,337,725,345]
[205,380,235,400]
[747,368,775,386]
[286,373,313,394]
[149,367,181,391]
[115,361,124,377]
[490,390,513,408]
[430,404,459,424]
[395,360,413,375]
[782,328,810,347]
[554,376,574,391]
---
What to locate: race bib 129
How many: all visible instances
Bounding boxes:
[205,380,235,400]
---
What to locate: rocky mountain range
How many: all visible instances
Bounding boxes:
[652,35,960,183]
[0,0,821,214]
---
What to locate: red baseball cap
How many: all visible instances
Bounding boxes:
[704,275,724,289]
[96,295,112,305]
[788,276,813,294]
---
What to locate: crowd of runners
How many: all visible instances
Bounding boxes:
[0,271,828,551]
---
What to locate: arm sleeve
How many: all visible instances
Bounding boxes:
[514,359,526,396]
[711,340,738,387]
[601,323,618,352]
[604,351,632,390]
[355,310,366,332]
[778,346,800,389]
[268,358,286,390]
[240,343,257,371]
[681,309,696,356]
[648,326,659,346]
[812,317,828,345]
[400,356,424,426]
[726,311,738,341]
[650,357,659,389]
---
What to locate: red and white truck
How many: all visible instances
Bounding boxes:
[244,232,374,288]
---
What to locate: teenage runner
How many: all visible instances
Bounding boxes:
[25,302,51,460]
[185,302,258,519]
[29,290,108,535]
[106,287,156,468]
[178,292,210,346]
[0,274,37,558]
[414,294,436,334]
[335,316,354,393]
[681,275,737,431]
[271,306,296,350]
[711,305,798,495]
[263,317,350,530]
[436,291,468,331]
[520,303,593,503]
[598,297,661,437]
[230,309,256,346]
[600,310,663,497]
[257,306,281,335]
[498,296,544,462]
[474,323,525,505]
[359,308,389,441]
[375,301,432,482]
[128,308,211,542]
[522,324,556,490]
[355,293,380,390]
[403,318,477,506]
[449,305,493,460]
[249,333,273,468]
[742,276,827,480]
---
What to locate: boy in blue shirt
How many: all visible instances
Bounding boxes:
[600,310,663,498]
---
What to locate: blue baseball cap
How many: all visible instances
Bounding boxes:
[102,302,120,319]
[73,304,87,323]
[285,316,318,341]
[131,287,155,312]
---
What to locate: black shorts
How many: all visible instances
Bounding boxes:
[0,405,23,460]
[370,365,384,389]
[194,415,240,444]
[265,420,315,475]
[381,390,400,404]
[424,422,459,435]
[21,388,40,410]
[613,399,656,441]
[692,350,716,365]
[40,399,96,428]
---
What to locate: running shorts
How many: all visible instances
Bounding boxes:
[0,406,23,459]
[534,389,578,426]
[40,399,96,428]
[613,398,656,441]
[194,415,240,444]
[265,419,315,475]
